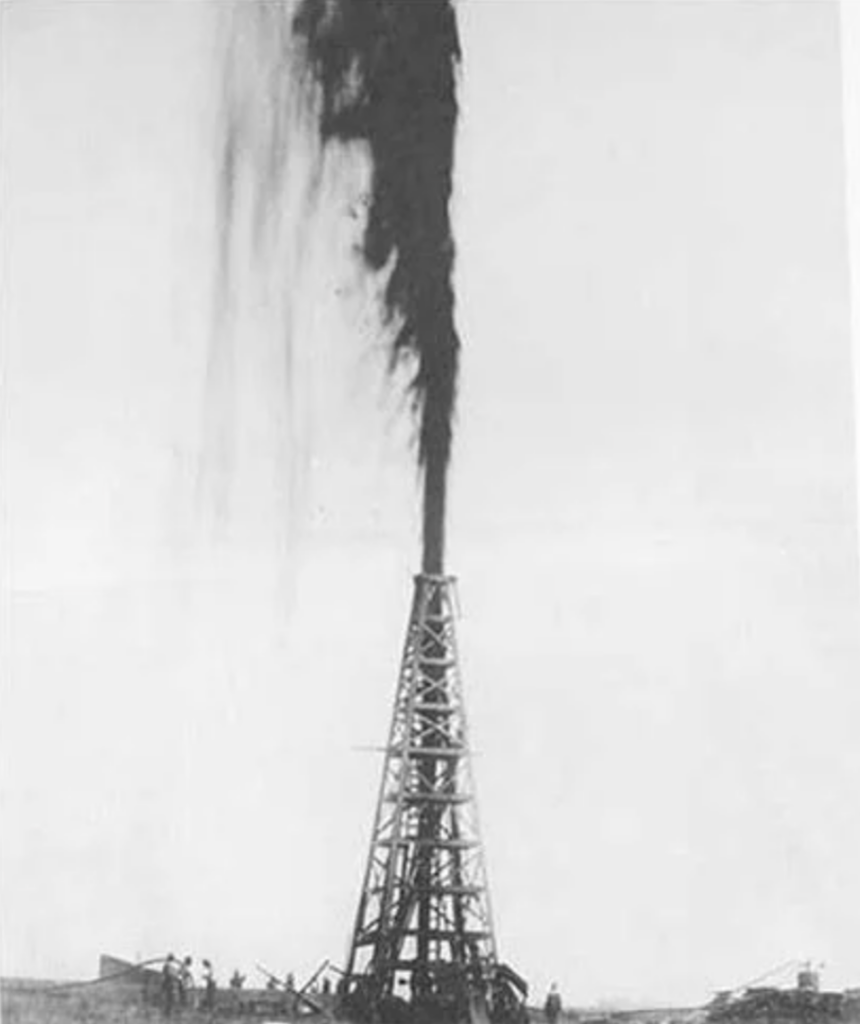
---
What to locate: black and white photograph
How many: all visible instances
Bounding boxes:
[4,3,860,1024]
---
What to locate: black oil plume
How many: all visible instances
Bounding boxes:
[292,0,462,575]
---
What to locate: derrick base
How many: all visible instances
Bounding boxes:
[337,958,528,1024]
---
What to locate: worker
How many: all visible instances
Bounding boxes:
[201,959,216,1011]
[545,983,562,1024]
[161,954,179,1017]
[179,956,195,1009]
[228,970,246,1016]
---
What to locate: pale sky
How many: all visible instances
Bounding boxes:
[3,0,860,1009]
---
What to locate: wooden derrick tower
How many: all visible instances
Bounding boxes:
[341,573,511,1022]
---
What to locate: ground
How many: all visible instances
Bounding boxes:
[1,979,695,1024]
[0,981,301,1024]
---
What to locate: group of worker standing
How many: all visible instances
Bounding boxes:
[161,954,217,1015]
[159,956,561,1020]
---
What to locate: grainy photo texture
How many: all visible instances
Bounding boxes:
[3,4,860,1024]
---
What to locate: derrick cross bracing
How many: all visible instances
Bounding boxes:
[344,573,498,1008]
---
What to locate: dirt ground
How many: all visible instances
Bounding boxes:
[0,983,301,1024]
[2,980,670,1024]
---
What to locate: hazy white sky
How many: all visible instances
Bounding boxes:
[3,0,860,1008]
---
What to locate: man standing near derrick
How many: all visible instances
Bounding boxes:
[545,984,562,1024]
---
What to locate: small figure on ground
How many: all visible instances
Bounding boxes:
[228,970,246,1015]
[545,984,562,1024]
[285,971,297,1015]
[161,954,179,1017]
[201,959,216,1011]
[179,956,195,1010]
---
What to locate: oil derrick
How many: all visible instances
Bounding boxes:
[342,574,521,1024]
